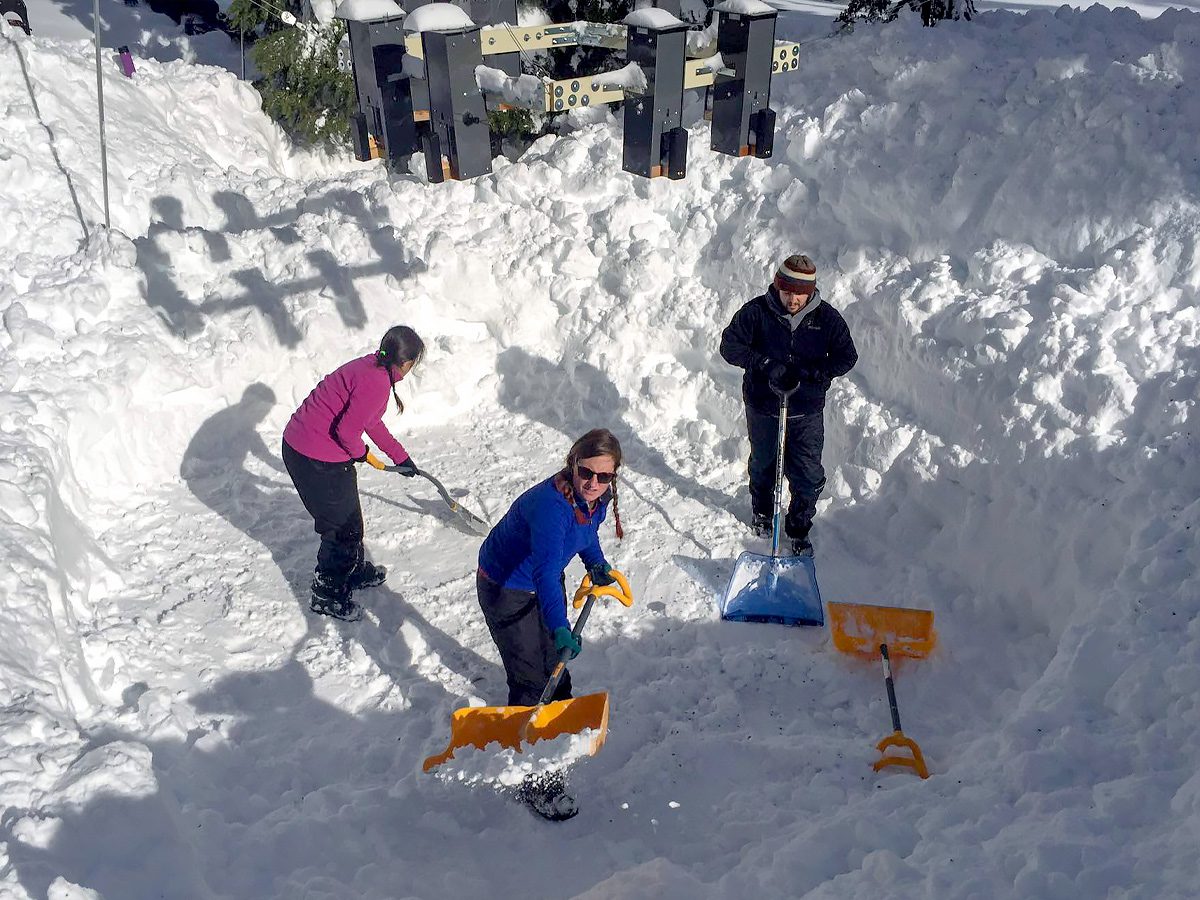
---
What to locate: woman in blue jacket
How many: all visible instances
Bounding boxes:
[477,428,624,707]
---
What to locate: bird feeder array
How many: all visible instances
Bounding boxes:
[335,0,800,181]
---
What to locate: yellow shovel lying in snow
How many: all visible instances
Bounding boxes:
[422,571,634,772]
[827,601,937,660]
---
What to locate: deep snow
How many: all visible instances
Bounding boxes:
[1,3,1199,899]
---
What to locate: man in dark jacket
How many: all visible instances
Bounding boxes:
[719,254,857,555]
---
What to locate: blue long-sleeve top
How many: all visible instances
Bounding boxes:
[478,473,609,633]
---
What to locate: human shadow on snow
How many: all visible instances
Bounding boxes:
[134,188,426,347]
[495,347,741,527]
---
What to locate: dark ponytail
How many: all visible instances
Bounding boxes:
[375,325,425,414]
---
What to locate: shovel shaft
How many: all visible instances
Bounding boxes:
[536,593,597,706]
[880,643,903,733]
[771,390,790,557]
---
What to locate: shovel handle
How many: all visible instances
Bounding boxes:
[536,592,597,707]
[880,643,903,733]
[571,569,634,608]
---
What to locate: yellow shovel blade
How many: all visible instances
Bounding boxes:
[828,602,937,659]
[422,692,610,772]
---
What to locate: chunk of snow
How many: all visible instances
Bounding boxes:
[715,0,776,14]
[476,65,547,107]
[404,2,475,32]
[334,0,405,21]
[623,8,685,29]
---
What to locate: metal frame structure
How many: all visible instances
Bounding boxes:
[337,2,802,182]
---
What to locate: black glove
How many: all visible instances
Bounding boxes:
[768,362,803,395]
[798,365,830,385]
[587,563,616,587]
[766,362,791,394]
[392,458,418,477]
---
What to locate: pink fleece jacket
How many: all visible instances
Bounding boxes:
[283,354,410,464]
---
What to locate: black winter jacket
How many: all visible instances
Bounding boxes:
[719,287,858,416]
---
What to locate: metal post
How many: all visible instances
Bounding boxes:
[711,7,778,160]
[92,0,111,229]
[240,29,245,80]
[622,20,688,180]
[422,27,491,180]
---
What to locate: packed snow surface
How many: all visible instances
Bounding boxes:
[2,4,1200,900]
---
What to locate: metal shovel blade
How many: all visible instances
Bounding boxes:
[422,691,610,772]
[719,549,824,627]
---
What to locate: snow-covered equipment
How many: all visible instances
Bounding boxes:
[338,0,798,181]
[872,643,929,779]
[720,387,824,627]
[828,602,937,659]
[0,0,30,34]
[422,572,634,772]
[385,464,490,535]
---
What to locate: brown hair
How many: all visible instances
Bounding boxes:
[375,325,425,413]
[562,428,624,539]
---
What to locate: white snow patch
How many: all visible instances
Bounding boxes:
[334,0,405,21]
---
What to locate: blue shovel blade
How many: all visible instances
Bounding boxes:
[720,550,824,627]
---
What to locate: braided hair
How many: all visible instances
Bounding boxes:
[375,325,425,413]
[564,428,624,539]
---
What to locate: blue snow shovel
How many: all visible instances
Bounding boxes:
[719,386,824,627]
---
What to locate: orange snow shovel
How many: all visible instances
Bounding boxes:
[873,643,929,779]
[422,571,634,772]
[827,601,937,660]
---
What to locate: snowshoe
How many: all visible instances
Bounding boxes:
[518,770,578,821]
[310,574,363,622]
[347,559,387,592]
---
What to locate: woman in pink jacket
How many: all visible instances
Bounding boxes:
[282,325,424,621]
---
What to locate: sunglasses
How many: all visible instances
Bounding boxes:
[575,464,617,485]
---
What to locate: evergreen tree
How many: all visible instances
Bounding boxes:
[226,0,357,147]
[837,0,975,27]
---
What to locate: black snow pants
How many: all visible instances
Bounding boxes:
[477,569,572,707]
[746,406,826,540]
[282,439,364,586]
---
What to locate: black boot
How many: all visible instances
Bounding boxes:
[347,559,387,592]
[518,769,578,821]
[790,536,814,557]
[310,572,362,622]
[751,513,772,539]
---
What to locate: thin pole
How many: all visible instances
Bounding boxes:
[240,29,245,80]
[92,0,111,229]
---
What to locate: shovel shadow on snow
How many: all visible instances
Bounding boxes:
[361,486,483,538]
[496,348,740,526]
[135,189,426,347]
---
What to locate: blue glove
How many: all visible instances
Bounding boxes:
[553,626,582,660]
[587,563,616,587]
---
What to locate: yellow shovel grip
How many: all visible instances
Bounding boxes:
[365,450,386,470]
[572,569,634,608]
